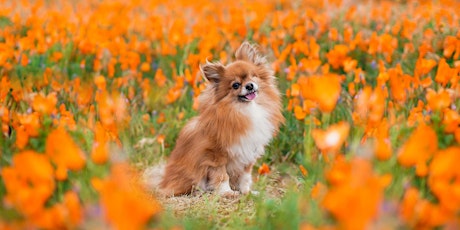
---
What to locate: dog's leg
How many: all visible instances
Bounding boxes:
[207,166,239,197]
[238,164,254,194]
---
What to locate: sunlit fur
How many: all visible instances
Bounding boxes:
[158,42,284,197]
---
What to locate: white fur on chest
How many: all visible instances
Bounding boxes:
[228,102,274,168]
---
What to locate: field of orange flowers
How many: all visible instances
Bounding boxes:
[1,0,460,229]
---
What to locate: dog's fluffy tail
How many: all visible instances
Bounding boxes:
[142,162,166,192]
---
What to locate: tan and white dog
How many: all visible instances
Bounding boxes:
[145,42,284,197]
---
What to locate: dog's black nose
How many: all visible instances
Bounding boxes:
[245,83,254,91]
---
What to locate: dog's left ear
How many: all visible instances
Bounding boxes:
[200,61,224,84]
[235,42,267,66]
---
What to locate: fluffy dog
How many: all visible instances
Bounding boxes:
[150,42,284,197]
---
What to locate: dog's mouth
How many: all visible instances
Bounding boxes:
[238,90,258,102]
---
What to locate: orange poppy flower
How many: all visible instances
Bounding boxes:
[343,58,357,73]
[310,182,326,200]
[300,58,321,74]
[455,128,460,144]
[326,44,349,70]
[31,189,84,229]
[169,18,187,46]
[294,105,307,120]
[1,109,8,135]
[276,44,292,64]
[388,65,410,104]
[372,119,392,160]
[322,158,389,230]
[290,83,300,97]
[348,83,356,97]
[62,191,83,226]
[20,53,28,66]
[375,138,392,161]
[415,58,437,77]
[312,121,350,154]
[428,147,460,213]
[166,87,182,104]
[156,134,165,144]
[303,99,317,115]
[397,123,437,171]
[51,52,63,62]
[46,127,86,180]
[91,123,109,165]
[418,42,433,59]
[416,161,429,177]
[297,75,312,99]
[400,187,420,224]
[32,93,57,116]
[94,75,106,90]
[299,165,308,176]
[140,62,150,72]
[184,68,195,84]
[258,163,270,175]
[368,32,379,55]
[15,125,29,149]
[95,91,129,133]
[156,112,166,124]
[435,58,457,86]
[426,88,451,111]
[442,109,460,133]
[304,74,342,113]
[443,36,458,59]
[329,28,339,41]
[17,112,41,137]
[92,163,161,230]
[343,25,353,43]
[354,86,372,121]
[400,187,452,228]
[379,33,398,62]
[368,88,386,125]
[1,150,55,218]
[142,114,150,122]
[308,38,320,59]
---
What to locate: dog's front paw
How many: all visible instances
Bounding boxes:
[220,190,240,198]
[240,186,251,195]
[238,173,253,195]
[240,189,259,196]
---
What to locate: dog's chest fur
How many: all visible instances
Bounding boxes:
[227,102,274,168]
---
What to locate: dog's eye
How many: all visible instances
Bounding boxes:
[232,82,241,89]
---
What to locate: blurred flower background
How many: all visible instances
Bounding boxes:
[0,0,459,229]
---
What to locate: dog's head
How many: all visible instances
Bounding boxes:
[200,42,274,104]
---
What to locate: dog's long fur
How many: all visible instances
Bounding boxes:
[147,42,284,197]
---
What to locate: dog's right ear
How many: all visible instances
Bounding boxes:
[200,61,224,83]
[235,41,267,66]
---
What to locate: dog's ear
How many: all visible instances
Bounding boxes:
[235,42,267,66]
[200,61,224,83]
